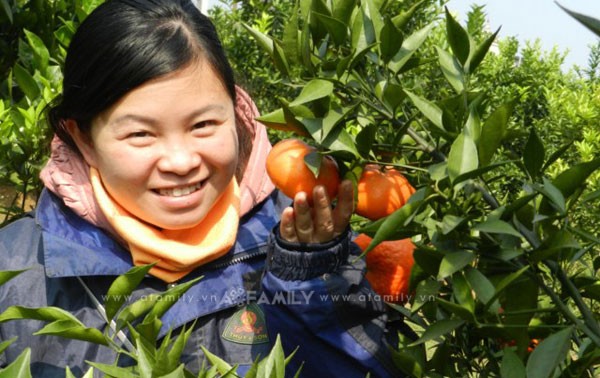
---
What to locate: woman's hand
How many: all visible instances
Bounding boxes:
[279,179,354,244]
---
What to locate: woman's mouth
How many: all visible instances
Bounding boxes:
[156,182,202,197]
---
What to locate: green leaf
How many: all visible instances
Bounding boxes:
[536,178,566,215]
[314,12,348,47]
[438,250,475,279]
[0,337,17,355]
[405,90,445,132]
[440,214,465,235]
[390,349,423,378]
[332,0,357,26]
[256,334,286,378]
[447,133,478,182]
[452,273,475,313]
[382,82,405,113]
[531,229,580,263]
[523,128,545,178]
[23,30,49,74]
[86,362,137,378]
[436,297,475,322]
[33,320,107,346]
[282,3,301,67]
[453,161,512,185]
[12,64,40,101]
[255,108,309,137]
[484,266,530,311]
[361,0,384,44]
[0,306,83,325]
[146,276,203,320]
[321,127,361,158]
[409,318,464,346]
[500,347,526,378]
[65,367,76,378]
[289,79,333,107]
[388,23,433,73]
[357,200,422,259]
[464,267,499,311]
[309,0,331,46]
[557,3,600,38]
[392,0,426,30]
[156,364,186,378]
[466,27,500,73]
[445,7,470,65]
[478,102,513,166]
[473,219,522,238]
[303,150,324,178]
[525,327,573,378]
[379,17,403,63]
[116,293,160,330]
[0,269,28,286]
[551,157,600,200]
[412,279,441,313]
[105,263,155,322]
[542,141,573,172]
[436,47,465,93]
[200,345,235,374]
[243,23,290,77]
[0,0,12,24]
[136,329,155,378]
[464,106,481,142]
[0,348,31,378]
[165,324,195,372]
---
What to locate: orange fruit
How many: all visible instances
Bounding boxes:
[356,164,415,221]
[266,138,340,203]
[354,233,415,304]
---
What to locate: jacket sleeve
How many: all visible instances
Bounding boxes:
[260,226,407,378]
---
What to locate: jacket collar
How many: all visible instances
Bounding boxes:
[36,189,286,279]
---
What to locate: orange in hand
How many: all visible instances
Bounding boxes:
[356,164,415,220]
[266,138,340,203]
[354,233,415,304]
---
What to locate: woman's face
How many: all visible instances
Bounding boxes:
[74,61,238,230]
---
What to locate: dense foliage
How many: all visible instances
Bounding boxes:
[0,0,599,376]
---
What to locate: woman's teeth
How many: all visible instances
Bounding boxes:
[158,182,201,197]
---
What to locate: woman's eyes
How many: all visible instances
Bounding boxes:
[192,120,217,130]
[124,121,218,139]
[128,131,151,138]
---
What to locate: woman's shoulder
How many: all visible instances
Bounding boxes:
[0,213,42,271]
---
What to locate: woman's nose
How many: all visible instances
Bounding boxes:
[157,140,201,175]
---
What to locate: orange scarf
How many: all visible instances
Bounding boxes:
[89,167,240,283]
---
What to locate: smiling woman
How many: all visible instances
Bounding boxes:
[66,62,239,230]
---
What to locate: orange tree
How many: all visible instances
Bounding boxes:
[244,0,600,376]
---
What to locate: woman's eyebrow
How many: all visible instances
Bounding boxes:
[110,104,228,126]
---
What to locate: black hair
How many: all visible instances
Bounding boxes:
[48,0,238,149]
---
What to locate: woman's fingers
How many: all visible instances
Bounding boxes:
[279,206,299,243]
[292,191,316,243]
[332,180,354,236]
[312,185,335,242]
[279,181,355,244]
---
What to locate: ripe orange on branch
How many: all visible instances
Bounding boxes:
[354,233,415,304]
[356,164,415,220]
[266,138,340,203]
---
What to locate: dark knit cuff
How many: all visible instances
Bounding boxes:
[266,226,352,281]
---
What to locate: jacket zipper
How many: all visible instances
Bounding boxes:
[206,245,269,270]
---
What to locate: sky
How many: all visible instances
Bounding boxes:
[201,0,600,70]
[445,0,600,69]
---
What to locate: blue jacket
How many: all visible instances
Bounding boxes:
[0,188,406,377]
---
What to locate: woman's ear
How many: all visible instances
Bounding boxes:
[63,119,98,167]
